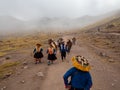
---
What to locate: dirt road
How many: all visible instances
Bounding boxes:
[40,38,120,90]
[0,36,120,90]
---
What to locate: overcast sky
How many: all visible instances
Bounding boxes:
[0,0,120,20]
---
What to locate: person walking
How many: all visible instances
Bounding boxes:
[63,55,92,90]
[72,37,76,45]
[33,43,43,64]
[66,39,72,54]
[47,44,57,65]
[59,41,67,61]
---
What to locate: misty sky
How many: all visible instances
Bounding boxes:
[0,0,120,20]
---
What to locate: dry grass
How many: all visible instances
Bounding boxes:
[0,32,60,79]
[0,61,20,79]
[0,32,60,57]
[0,52,6,57]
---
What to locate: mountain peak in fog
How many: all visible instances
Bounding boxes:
[0,9,120,35]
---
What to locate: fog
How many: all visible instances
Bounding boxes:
[0,0,120,34]
[1,0,120,19]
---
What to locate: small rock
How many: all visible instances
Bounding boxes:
[4,72,12,78]
[5,56,11,60]
[111,83,115,86]
[20,80,25,84]
[23,61,28,65]
[108,59,115,63]
[99,52,106,57]
[23,66,28,69]
[36,72,44,77]
[0,86,6,90]
[3,86,6,89]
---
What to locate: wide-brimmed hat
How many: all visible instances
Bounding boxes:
[36,43,41,47]
[71,55,91,72]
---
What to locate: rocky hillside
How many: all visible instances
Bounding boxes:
[76,16,120,68]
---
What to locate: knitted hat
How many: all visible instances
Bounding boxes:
[71,55,91,72]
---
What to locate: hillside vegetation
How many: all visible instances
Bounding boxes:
[76,16,120,65]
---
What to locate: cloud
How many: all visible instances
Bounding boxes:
[0,0,120,20]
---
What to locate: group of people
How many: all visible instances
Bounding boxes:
[33,37,76,65]
[33,37,93,90]
[33,42,57,65]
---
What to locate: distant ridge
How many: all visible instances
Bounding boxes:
[0,9,120,35]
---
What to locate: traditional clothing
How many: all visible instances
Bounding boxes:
[63,55,92,90]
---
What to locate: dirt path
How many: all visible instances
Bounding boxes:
[78,43,120,90]
[0,36,120,90]
[40,36,120,90]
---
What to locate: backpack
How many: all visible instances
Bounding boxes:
[48,48,53,54]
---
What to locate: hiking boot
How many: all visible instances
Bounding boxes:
[47,61,50,65]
